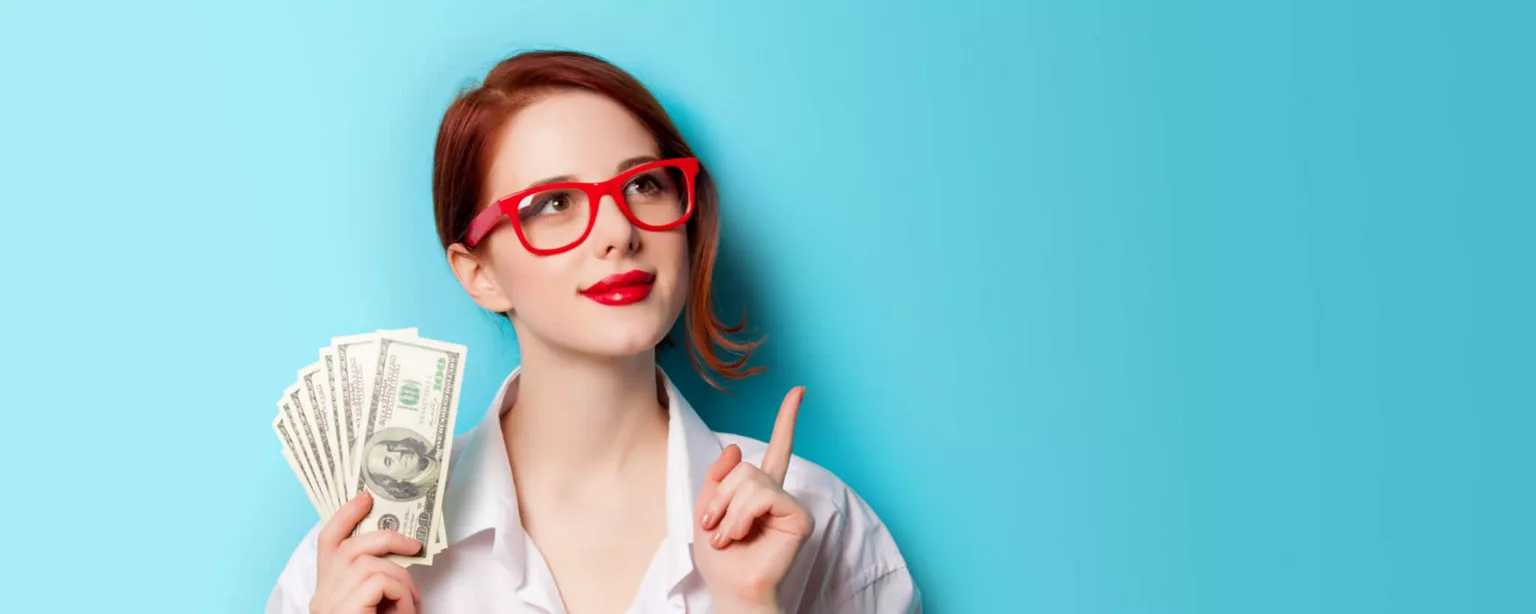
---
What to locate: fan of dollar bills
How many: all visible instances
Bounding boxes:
[271,328,468,566]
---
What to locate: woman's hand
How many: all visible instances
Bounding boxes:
[310,491,424,614]
[693,387,816,614]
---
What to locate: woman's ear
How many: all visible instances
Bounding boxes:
[447,243,515,313]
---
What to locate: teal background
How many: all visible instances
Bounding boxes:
[3,0,1532,611]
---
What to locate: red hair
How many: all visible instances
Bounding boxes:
[431,50,763,390]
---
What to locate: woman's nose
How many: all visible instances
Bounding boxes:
[589,193,639,256]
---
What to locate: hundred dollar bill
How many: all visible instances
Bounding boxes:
[332,328,419,489]
[349,335,465,566]
[274,416,326,519]
[299,360,346,510]
[279,408,444,542]
[277,395,334,518]
[289,383,342,512]
[434,514,444,555]
[317,348,351,499]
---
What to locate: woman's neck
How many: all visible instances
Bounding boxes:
[501,337,670,492]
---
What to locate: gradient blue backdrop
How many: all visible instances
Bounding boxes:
[3,0,1532,611]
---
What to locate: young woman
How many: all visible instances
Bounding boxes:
[267,50,919,614]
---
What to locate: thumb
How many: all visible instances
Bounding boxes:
[694,444,741,519]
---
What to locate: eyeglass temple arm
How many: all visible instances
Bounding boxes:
[464,205,508,247]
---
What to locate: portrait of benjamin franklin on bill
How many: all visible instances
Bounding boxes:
[361,426,441,502]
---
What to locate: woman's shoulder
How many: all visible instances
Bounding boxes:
[446,429,475,472]
[713,432,922,613]
[266,520,322,613]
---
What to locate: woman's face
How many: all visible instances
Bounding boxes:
[451,89,691,360]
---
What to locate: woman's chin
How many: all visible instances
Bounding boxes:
[565,325,670,359]
[525,302,681,360]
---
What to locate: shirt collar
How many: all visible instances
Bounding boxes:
[442,364,722,590]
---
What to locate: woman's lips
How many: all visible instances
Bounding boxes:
[580,270,655,306]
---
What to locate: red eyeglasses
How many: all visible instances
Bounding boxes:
[463,157,699,255]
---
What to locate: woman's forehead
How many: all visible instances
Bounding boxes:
[489,90,660,192]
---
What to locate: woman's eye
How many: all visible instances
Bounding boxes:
[626,175,662,196]
[521,193,571,220]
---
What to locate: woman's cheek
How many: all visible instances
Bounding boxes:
[532,281,576,323]
[664,234,691,298]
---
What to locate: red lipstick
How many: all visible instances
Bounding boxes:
[579,269,655,306]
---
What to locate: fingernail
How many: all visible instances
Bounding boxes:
[712,532,725,547]
[702,512,713,527]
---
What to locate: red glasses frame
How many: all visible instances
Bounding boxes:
[463,157,700,254]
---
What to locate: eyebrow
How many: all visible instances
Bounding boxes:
[522,155,661,191]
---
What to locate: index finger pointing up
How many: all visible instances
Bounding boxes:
[761,386,804,484]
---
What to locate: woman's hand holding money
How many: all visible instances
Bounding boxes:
[310,491,423,614]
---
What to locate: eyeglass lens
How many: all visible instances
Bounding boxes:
[513,165,689,250]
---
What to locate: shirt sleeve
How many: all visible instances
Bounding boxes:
[787,479,922,614]
[265,523,322,614]
[833,566,922,614]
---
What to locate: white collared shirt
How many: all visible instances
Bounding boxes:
[266,367,921,613]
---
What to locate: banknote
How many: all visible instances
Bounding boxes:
[348,334,466,566]
[278,390,336,514]
[273,416,325,517]
[272,328,457,565]
[333,328,419,480]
